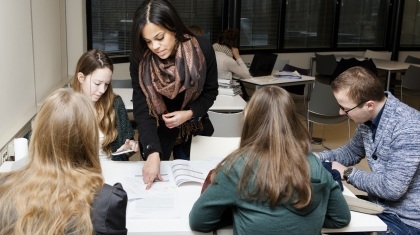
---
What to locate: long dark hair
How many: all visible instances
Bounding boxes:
[130,0,193,64]
[218,29,239,48]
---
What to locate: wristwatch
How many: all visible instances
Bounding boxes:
[343,167,353,181]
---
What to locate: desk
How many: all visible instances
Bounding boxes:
[371,58,412,91]
[210,95,246,112]
[309,55,414,91]
[113,88,247,113]
[0,160,387,234]
[236,75,315,112]
[236,75,315,90]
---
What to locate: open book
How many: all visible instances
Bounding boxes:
[167,159,218,186]
[120,159,219,219]
[121,160,219,200]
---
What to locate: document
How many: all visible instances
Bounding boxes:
[119,159,219,219]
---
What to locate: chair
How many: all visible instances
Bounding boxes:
[190,136,240,160]
[207,111,243,137]
[307,82,350,149]
[404,55,420,65]
[364,50,392,89]
[364,49,392,60]
[332,58,378,80]
[394,56,420,94]
[400,65,420,109]
[111,79,132,88]
[315,53,338,84]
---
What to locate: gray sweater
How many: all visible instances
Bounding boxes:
[317,92,420,229]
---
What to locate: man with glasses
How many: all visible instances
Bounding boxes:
[315,66,420,235]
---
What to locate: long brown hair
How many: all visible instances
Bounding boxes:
[214,86,312,208]
[0,88,103,234]
[71,49,117,155]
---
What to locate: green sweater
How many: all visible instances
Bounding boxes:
[189,154,351,235]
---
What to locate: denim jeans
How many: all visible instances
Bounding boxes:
[377,212,420,235]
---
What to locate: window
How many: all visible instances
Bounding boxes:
[88,0,400,63]
[337,0,389,48]
[88,1,139,62]
[400,0,420,47]
[240,0,279,50]
[284,0,335,49]
[87,0,222,63]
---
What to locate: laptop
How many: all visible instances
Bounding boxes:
[249,53,278,77]
[274,59,290,71]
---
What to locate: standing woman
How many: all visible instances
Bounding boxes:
[190,86,351,234]
[72,49,139,161]
[130,0,218,189]
[0,88,127,234]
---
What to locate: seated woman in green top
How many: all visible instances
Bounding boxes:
[71,49,139,160]
[189,86,351,234]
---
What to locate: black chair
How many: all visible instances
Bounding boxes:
[404,55,420,65]
[315,53,338,84]
[400,65,420,110]
[331,58,378,83]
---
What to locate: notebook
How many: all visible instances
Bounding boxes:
[344,195,384,214]
[249,53,278,77]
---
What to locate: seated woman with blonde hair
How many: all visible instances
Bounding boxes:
[0,88,127,234]
[190,86,351,234]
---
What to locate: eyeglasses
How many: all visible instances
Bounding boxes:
[339,101,366,114]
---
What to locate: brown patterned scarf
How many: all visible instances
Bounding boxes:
[213,43,233,58]
[138,35,206,139]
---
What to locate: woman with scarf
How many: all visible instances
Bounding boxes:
[129,0,218,189]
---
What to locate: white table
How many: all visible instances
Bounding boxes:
[0,160,386,234]
[210,95,246,113]
[113,88,247,113]
[309,54,415,91]
[236,75,315,90]
[371,58,412,91]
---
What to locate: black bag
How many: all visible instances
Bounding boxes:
[192,113,214,137]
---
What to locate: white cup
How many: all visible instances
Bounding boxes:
[13,138,29,161]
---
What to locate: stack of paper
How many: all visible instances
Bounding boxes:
[218,79,242,96]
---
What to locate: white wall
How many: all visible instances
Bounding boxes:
[0,0,66,149]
